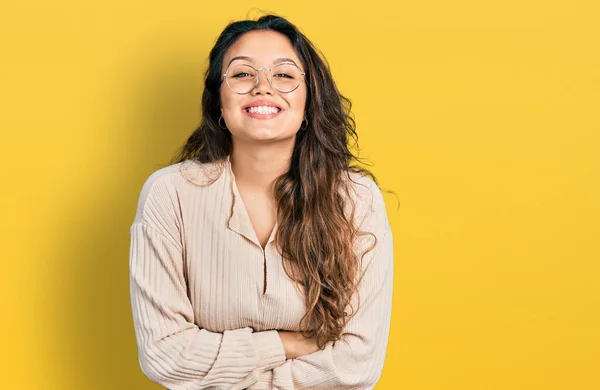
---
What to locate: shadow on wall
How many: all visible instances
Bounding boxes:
[50,40,209,389]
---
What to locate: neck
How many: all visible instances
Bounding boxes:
[229,142,294,192]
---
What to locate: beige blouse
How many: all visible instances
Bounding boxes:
[129,155,394,390]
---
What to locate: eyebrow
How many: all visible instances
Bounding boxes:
[226,56,299,67]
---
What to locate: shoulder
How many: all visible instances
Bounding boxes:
[342,170,389,234]
[132,158,226,226]
[179,158,227,187]
[132,162,184,226]
[343,170,384,214]
[344,170,379,205]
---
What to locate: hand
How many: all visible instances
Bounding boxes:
[277,330,320,359]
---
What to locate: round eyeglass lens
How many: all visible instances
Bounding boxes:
[270,63,302,93]
[225,64,257,94]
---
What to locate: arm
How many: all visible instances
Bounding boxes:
[129,173,286,390]
[261,180,395,390]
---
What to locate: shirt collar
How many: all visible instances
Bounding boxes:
[226,155,278,249]
[180,155,277,249]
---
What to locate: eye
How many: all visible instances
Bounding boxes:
[232,72,253,78]
[272,63,301,80]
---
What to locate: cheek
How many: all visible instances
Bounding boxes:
[287,89,307,113]
[219,85,230,108]
[220,88,240,115]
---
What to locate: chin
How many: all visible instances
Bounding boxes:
[236,128,295,142]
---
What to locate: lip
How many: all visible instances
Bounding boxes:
[242,99,284,120]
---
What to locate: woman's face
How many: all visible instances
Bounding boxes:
[219,30,307,143]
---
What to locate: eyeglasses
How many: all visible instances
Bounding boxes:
[222,63,306,94]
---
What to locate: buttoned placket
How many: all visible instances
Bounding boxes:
[225,156,278,298]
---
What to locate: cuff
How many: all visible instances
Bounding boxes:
[252,330,287,370]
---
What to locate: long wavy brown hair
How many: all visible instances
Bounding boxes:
[171,14,382,349]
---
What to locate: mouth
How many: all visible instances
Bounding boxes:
[242,105,284,120]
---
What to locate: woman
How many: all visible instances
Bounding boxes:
[129,14,394,390]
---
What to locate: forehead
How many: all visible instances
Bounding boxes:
[223,30,301,67]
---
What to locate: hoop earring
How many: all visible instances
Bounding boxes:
[300,118,308,131]
[218,115,228,129]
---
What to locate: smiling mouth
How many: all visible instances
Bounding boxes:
[244,106,282,114]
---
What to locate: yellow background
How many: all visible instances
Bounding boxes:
[1,1,598,389]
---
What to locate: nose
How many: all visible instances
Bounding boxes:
[251,68,274,95]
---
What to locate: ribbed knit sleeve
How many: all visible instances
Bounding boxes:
[129,172,286,390]
[266,180,395,390]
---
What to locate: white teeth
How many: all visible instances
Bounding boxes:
[247,106,280,114]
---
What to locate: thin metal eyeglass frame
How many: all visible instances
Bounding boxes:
[222,63,306,95]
